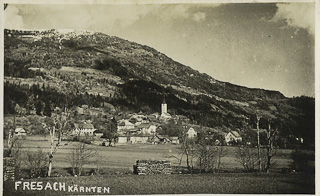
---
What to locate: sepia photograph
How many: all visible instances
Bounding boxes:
[1,0,317,195]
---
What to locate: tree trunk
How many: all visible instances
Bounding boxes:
[186,151,190,170]
[266,155,271,173]
[217,146,223,173]
[7,131,13,157]
[48,126,55,177]
[48,157,53,177]
[265,119,275,173]
[256,115,261,172]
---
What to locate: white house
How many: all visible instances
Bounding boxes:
[225,131,242,145]
[147,125,157,134]
[118,136,129,143]
[169,136,179,144]
[14,128,27,138]
[129,115,149,125]
[117,135,149,144]
[129,136,149,144]
[117,120,135,131]
[186,127,197,138]
[94,130,103,138]
[139,124,157,135]
[72,123,96,136]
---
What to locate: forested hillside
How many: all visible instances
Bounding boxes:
[4,29,315,149]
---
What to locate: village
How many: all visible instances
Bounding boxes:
[10,101,243,147]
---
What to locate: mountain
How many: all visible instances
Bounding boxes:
[3,29,315,148]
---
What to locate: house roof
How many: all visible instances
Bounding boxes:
[94,130,103,133]
[157,135,169,139]
[118,120,135,126]
[15,128,25,132]
[230,131,241,138]
[74,123,95,129]
[187,127,197,133]
[83,124,94,129]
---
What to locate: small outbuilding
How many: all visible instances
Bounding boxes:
[225,131,242,145]
[14,128,27,138]
[169,136,179,144]
[186,127,197,138]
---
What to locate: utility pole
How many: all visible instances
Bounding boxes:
[256,114,261,172]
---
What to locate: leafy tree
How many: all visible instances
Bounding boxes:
[5,118,18,157]
[43,100,52,117]
[35,101,43,115]
[158,119,182,137]
[103,117,118,146]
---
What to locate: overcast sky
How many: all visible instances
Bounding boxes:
[4,2,315,97]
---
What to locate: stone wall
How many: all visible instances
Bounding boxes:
[134,160,171,175]
[4,157,16,181]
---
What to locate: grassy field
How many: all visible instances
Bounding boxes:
[3,136,315,195]
[3,172,315,195]
[5,135,294,174]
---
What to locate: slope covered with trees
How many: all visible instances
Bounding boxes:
[4,29,315,149]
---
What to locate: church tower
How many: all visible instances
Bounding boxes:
[161,103,167,114]
[161,99,167,114]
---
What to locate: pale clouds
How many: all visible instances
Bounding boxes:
[4,4,209,31]
[3,3,314,97]
[4,5,24,29]
[274,3,315,35]
[192,12,206,22]
[4,4,160,32]
[153,5,207,22]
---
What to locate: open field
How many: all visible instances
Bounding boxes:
[4,135,295,173]
[3,172,315,195]
[3,135,315,195]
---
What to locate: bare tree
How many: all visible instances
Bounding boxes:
[6,118,17,157]
[256,114,262,172]
[181,137,197,171]
[236,145,257,171]
[7,105,22,157]
[194,137,225,173]
[24,148,48,178]
[43,108,70,177]
[68,143,97,176]
[216,143,225,172]
[265,119,277,172]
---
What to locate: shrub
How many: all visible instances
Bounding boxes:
[235,146,257,172]
[24,148,48,178]
[68,143,97,176]
[236,145,271,172]
[196,145,223,173]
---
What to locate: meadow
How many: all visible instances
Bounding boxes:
[6,135,294,173]
[3,136,315,195]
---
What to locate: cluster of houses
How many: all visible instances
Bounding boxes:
[13,123,243,145]
[11,102,245,145]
